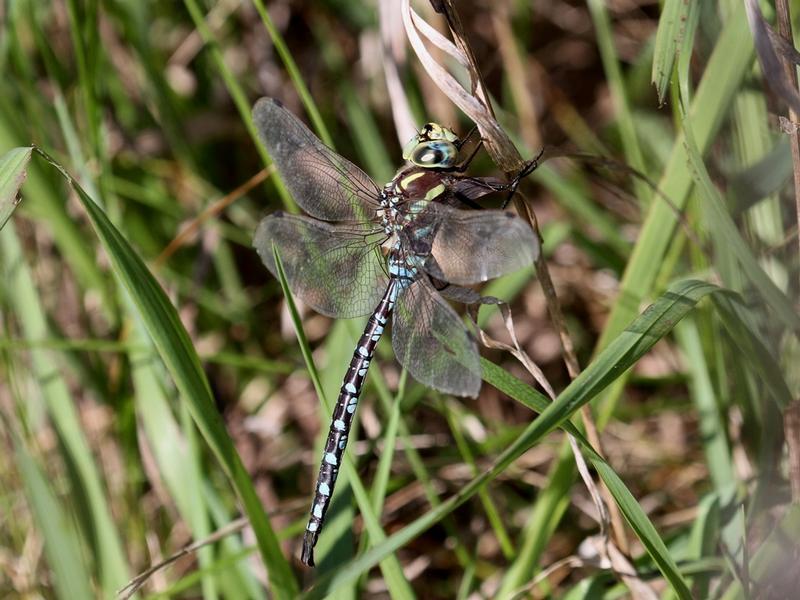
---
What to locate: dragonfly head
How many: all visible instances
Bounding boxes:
[402,123,459,169]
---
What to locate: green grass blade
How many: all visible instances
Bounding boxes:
[674,318,734,490]
[586,0,647,200]
[680,492,722,599]
[597,1,753,346]
[682,122,800,331]
[711,293,793,408]
[13,438,94,600]
[0,110,114,320]
[32,149,299,598]
[203,484,268,600]
[443,400,515,560]
[496,445,573,598]
[717,504,800,600]
[652,0,697,104]
[485,360,701,600]
[595,2,754,422]
[64,0,101,157]
[181,0,293,209]
[482,368,694,600]
[270,244,326,399]
[0,220,130,595]
[305,279,723,598]
[676,2,700,110]
[587,455,691,598]
[129,320,217,598]
[534,164,631,258]
[369,369,475,570]
[0,146,31,231]
[103,1,197,168]
[251,0,333,147]
[370,381,404,516]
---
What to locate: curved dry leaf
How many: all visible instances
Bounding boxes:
[409,6,471,71]
[401,0,523,172]
[379,0,417,146]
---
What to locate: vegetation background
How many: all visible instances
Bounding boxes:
[0,0,798,598]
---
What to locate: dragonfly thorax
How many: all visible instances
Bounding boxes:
[376,191,404,235]
[377,167,448,235]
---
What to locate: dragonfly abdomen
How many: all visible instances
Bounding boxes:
[301,277,402,566]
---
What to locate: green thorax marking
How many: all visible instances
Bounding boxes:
[394,167,448,201]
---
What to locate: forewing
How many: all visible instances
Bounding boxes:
[254,212,389,318]
[392,278,480,398]
[253,98,382,222]
[408,204,539,285]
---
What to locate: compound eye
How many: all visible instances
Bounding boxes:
[409,140,457,168]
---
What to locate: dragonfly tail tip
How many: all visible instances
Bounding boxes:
[300,537,316,567]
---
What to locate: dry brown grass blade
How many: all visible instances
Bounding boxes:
[604,540,659,600]
[400,0,523,173]
[154,166,273,267]
[429,0,491,105]
[786,399,800,502]
[472,293,652,597]
[117,517,249,599]
[773,0,800,287]
[472,298,556,399]
[745,0,800,115]
[507,553,599,599]
[491,3,542,151]
[519,194,633,560]
[507,535,658,600]
[379,0,418,146]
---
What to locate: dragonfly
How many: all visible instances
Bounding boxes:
[252,97,539,566]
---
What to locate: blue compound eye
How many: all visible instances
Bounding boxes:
[409,140,458,168]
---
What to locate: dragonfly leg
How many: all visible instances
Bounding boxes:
[448,148,544,209]
[501,147,545,209]
[451,127,483,172]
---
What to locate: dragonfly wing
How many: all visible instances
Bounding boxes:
[253,98,382,222]
[255,212,389,319]
[407,204,539,285]
[392,278,480,398]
